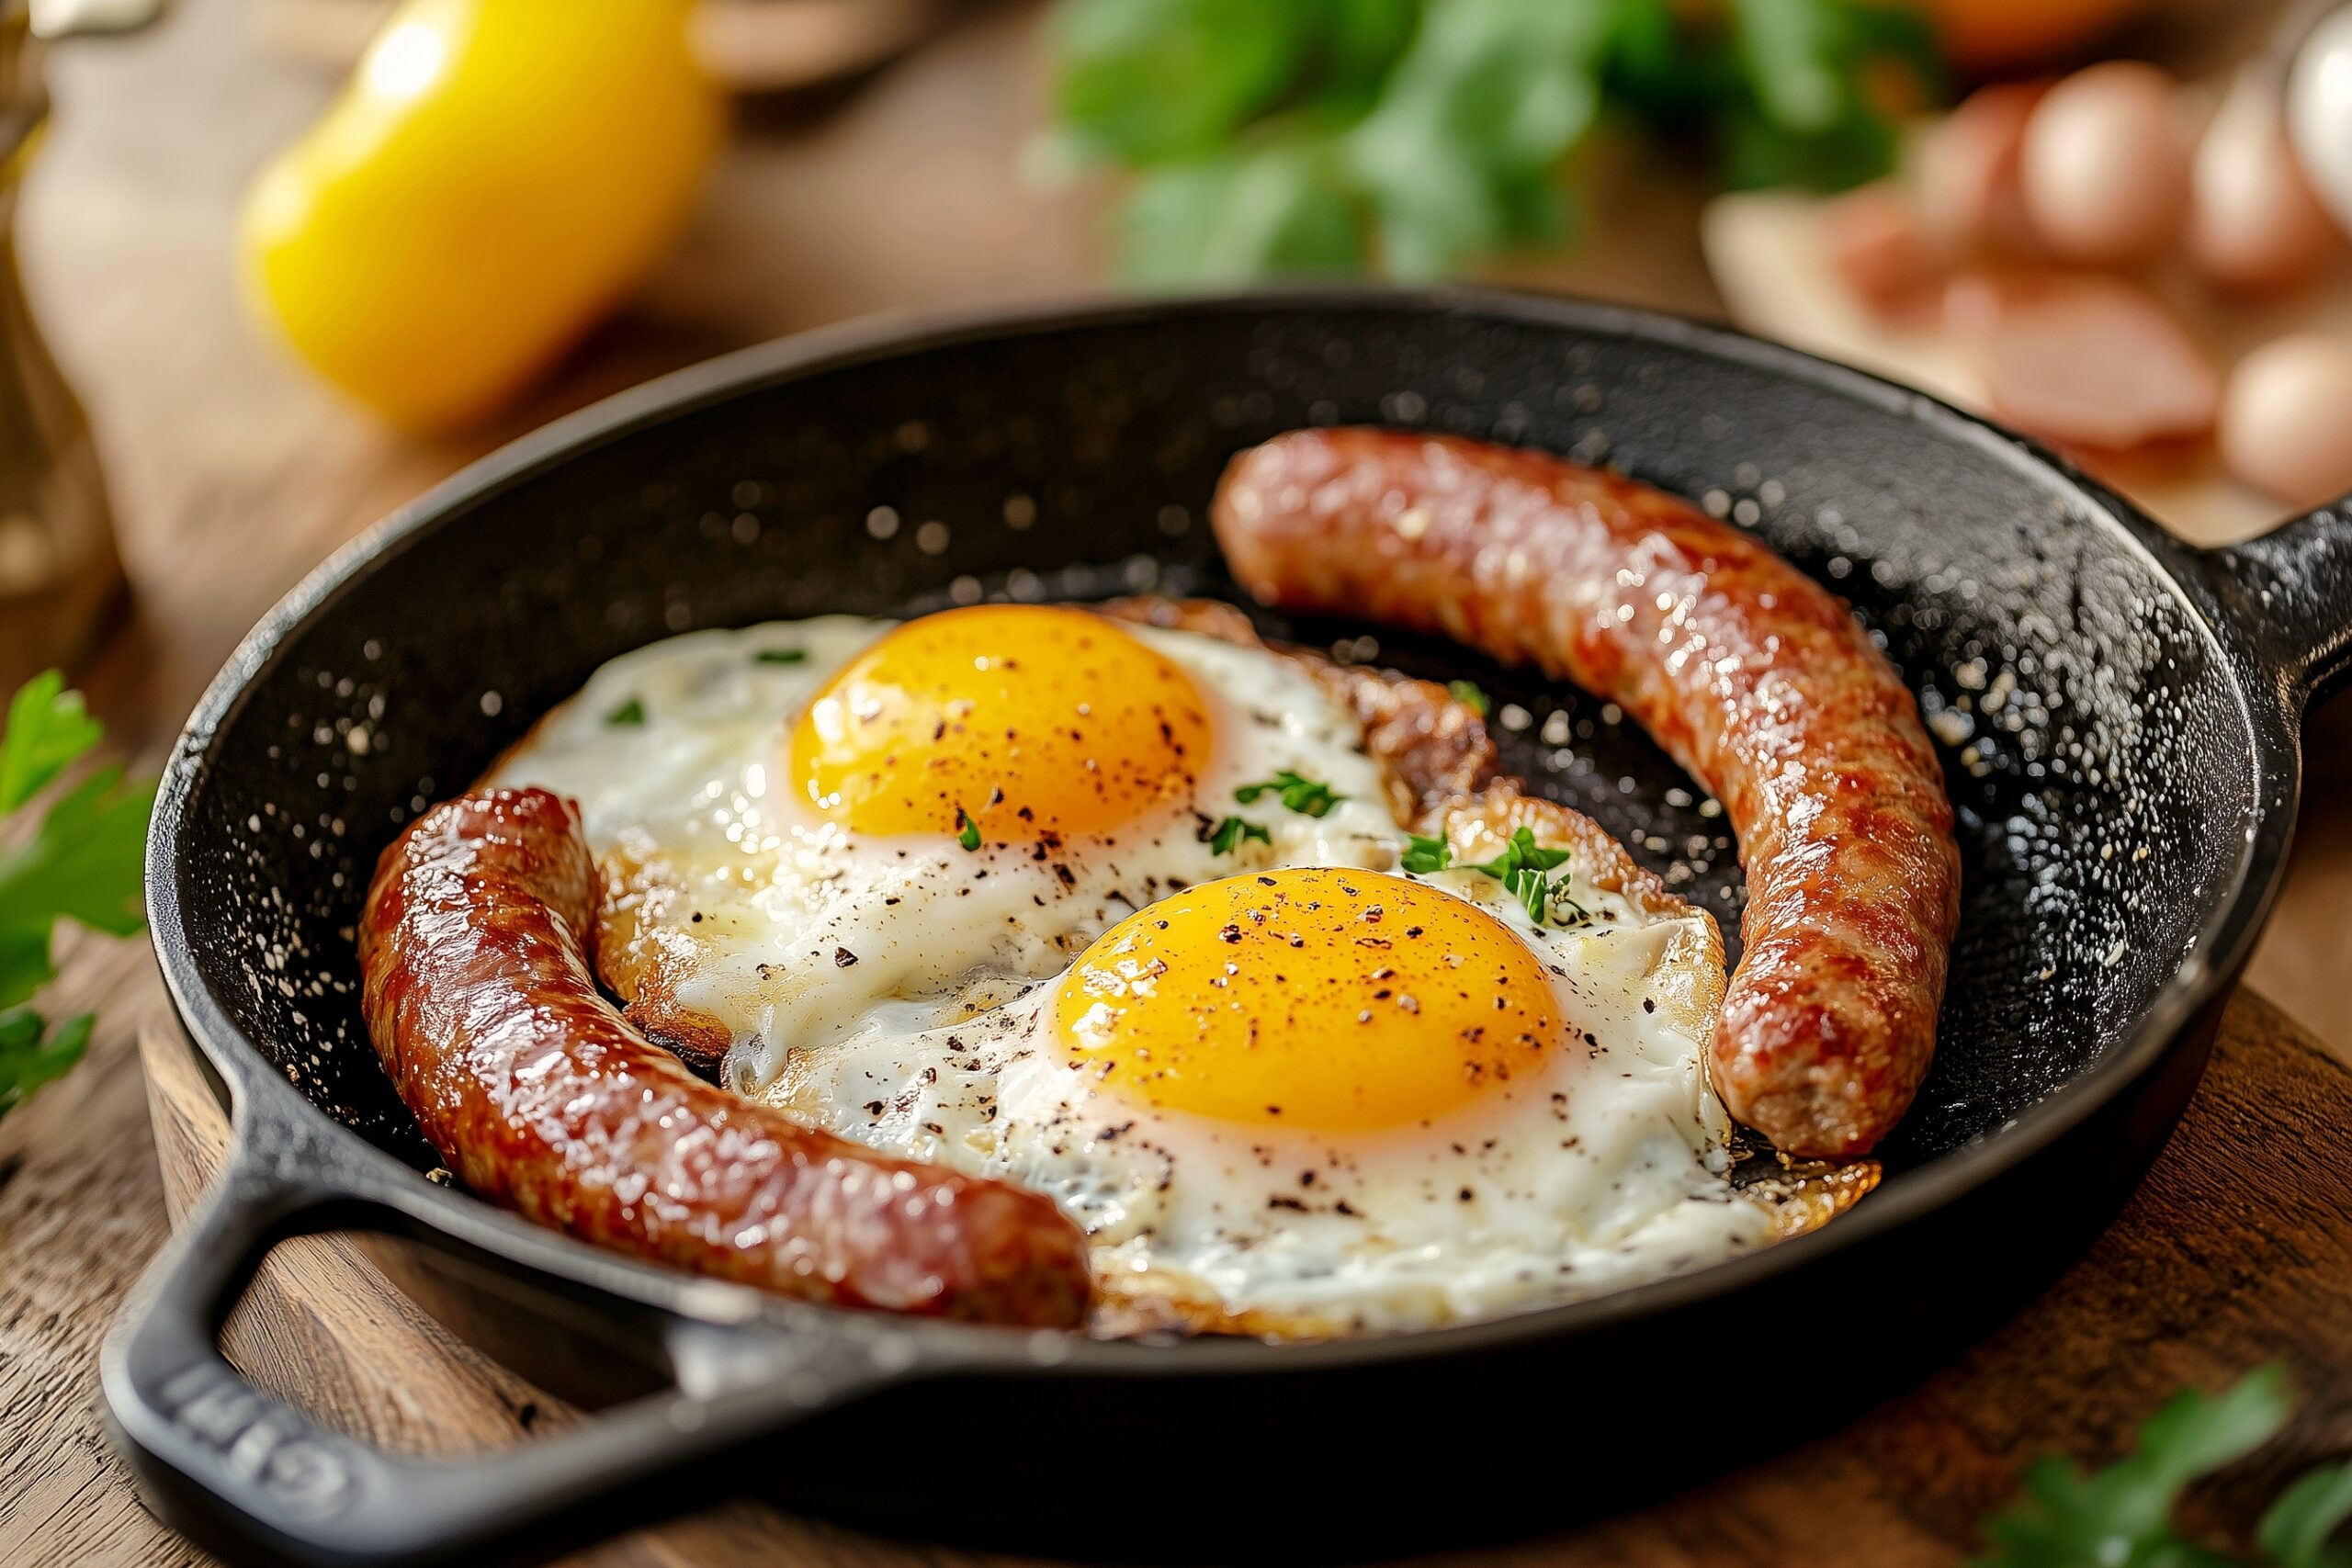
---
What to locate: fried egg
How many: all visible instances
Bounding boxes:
[493,606,1404,1077]
[494,604,1853,1337]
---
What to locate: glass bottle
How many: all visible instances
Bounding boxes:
[0,4,120,694]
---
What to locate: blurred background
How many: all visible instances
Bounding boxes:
[6,0,2347,1046]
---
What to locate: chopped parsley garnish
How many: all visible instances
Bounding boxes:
[604,697,646,727]
[1509,864,1555,923]
[0,671,153,1125]
[1400,833,1453,874]
[753,648,807,665]
[1447,680,1490,716]
[1468,827,1586,928]
[1234,769,1343,818]
[956,807,982,852]
[1467,826,1570,882]
[1206,816,1272,856]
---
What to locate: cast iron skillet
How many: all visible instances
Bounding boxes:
[106,290,2352,1568]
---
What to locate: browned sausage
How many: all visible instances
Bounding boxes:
[1212,430,1961,1158]
[358,787,1092,1325]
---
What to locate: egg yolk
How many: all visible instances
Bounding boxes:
[1053,868,1565,1132]
[791,605,1213,840]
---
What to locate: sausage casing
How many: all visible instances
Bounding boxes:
[358,787,1092,1325]
[1212,430,1961,1158]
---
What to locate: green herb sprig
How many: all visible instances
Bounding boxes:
[1207,816,1272,856]
[1400,832,1453,873]
[1466,825,1588,927]
[0,671,153,1123]
[1975,1364,2352,1568]
[1047,0,1939,287]
[1234,769,1344,818]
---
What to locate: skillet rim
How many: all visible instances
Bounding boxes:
[144,284,2296,1377]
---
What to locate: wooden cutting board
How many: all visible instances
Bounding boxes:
[138,988,2352,1567]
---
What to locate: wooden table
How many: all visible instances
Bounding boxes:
[2,2,2347,1563]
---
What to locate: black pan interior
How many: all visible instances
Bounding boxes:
[168,297,2258,1186]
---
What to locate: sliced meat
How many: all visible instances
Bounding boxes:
[1823,182,1944,312]
[1946,270,2218,449]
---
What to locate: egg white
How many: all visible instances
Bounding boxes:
[496,614,1771,1336]
[492,615,1398,1083]
[766,846,1766,1337]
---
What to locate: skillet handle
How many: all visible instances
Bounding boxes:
[2216,496,2352,707]
[100,1090,901,1568]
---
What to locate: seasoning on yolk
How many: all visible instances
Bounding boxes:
[790,605,1213,840]
[1053,868,1566,1131]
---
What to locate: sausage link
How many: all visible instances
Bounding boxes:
[358,787,1092,1325]
[1212,430,1960,1158]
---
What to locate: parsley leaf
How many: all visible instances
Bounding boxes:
[1400,832,1453,873]
[1505,865,1550,923]
[753,648,808,665]
[1717,0,1939,191]
[1207,816,1272,856]
[605,697,646,727]
[1975,1364,2293,1568]
[1466,825,1570,881]
[0,1007,93,1118]
[1051,0,1935,286]
[1051,0,1325,165]
[0,761,154,1010]
[1,671,105,813]
[1465,827,1577,927]
[2259,1461,2352,1568]
[1119,141,1367,288]
[1340,0,1612,279]
[0,671,153,1125]
[1235,769,1344,818]
[1446,679,1489,716]
[956,807,983,852]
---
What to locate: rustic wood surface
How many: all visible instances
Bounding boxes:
[0,0,2346,1564]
